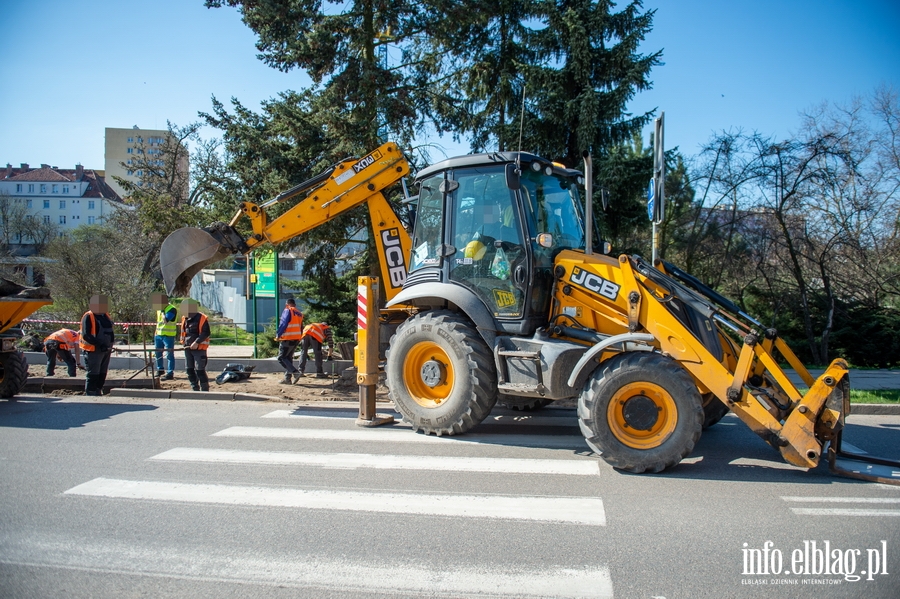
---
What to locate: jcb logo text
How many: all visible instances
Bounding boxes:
[381,228,406,288]
[570,267,620,301]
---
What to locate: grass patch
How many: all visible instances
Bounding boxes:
[849,389,900,404]
[208,323,257,346]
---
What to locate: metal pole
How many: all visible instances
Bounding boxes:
[652,112,665,265]
[251,253,258,359]
[582,151,593,256]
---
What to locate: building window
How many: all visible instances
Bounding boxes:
[127,148,133,154]
[26,200,32,208]
[88,216,95,224]
[52,184,59,193]
[28,184,34,193]
[127,137,133,143]
[43,215,50,224]
[59,215,66,224]
[40,184,47,193]
[59,200,66,209]
[88,200,95,210]
[43,200,50,209]
[15,184,22,193]
[63,185,69,194]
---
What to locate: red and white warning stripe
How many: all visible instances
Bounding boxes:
[357,284,367,330]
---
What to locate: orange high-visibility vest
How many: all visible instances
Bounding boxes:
[45,329,79,350]
[181,313,210,350]
[302,323,329,343]
[281,307,304,340]
[79,312,113,351]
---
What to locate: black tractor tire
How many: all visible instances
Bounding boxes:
[0,350,29,399]
[577,352,703,473]
[499,396,553,411]
[386,310,497,436]
[701,392,730,428]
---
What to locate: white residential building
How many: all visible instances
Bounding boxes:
[0,162,126,255]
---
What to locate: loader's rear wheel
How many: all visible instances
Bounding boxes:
[578,352,703,473]
[0,350,28,399]
[701,392,730,428]
[499,395,553,411]
[386,310,497,436]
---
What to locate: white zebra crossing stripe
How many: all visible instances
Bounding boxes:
[150,447,601,475]
[65,478,607,525]
[781,496,900,504]
[213,425,588,449]
[788,508,900,517]
[0,535,614,598]
[263,409,578,427]
[781,496,900,517]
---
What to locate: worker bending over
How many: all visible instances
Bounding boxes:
[44,328,81,377]
[299,322,334,378]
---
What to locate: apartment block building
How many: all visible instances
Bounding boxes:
[104,126,188,199]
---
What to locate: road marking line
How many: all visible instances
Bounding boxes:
[789,508,900,517]
[781,496,900,504]
[150,447,600,476]
[213,426,588,449]
[0,536,613,598]
[65,478,606,526]
[263,409,577,427]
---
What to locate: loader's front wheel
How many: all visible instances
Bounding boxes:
[386,311,497,435]
[578,352,703,473]
[0,350,28,399]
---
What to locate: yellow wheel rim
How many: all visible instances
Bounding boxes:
[403,341,455,408]
[607,382,678,449]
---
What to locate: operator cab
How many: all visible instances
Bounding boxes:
[407,152,587,336]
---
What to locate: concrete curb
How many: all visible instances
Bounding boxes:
[849,403,900,415]
[107,388,278,402]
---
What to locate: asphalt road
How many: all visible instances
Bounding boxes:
[1,395,898,599]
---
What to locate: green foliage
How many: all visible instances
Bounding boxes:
[43,224,156,325]
[830,304,900,368]
[255,320,279,359]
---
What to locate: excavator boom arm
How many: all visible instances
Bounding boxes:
[160,142,411,297]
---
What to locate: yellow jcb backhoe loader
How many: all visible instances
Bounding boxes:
[160,141,899,485]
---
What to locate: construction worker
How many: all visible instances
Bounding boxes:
[180,299,210,392]
[44,328,81,377]
[275,297,304,384]
[298,321,333,378]
[80,294,115,396]
[152,292,178,380]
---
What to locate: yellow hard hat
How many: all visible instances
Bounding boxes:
[464,239,487,260]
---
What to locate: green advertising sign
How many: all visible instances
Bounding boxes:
[254,250,276,298]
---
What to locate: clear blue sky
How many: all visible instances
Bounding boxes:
[1,1,898,171]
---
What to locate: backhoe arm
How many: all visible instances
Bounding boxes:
[160,142,411,296]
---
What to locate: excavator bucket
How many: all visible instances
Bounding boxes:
[160,226,235,296]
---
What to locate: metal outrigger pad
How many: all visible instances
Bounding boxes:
[828,432,900,485]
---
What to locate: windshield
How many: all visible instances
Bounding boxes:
[520,169,585,250]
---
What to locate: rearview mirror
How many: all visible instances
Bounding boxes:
[505,163,520,190]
